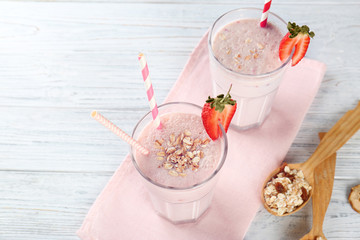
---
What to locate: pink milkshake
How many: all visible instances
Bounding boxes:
[212,19,283,75]
[209,8,291,130]
[136,112,222,188]
[131,102,227,224]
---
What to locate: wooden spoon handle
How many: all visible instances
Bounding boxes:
[303,101,360,171]
[310,132,336,238]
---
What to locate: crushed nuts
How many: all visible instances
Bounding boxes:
[168,170,179,177]
[233,57,240,64]
[154,140,162,147]
[264,164,312,215]
[184,130,191,136]
[156,152,165,157]
[154,130,210,177]
[257,43,264,50]
[245,38,252,44]
[183,137,193,146]
[202,139,210,145]
[166,147,176,154]
[219,33,226,40]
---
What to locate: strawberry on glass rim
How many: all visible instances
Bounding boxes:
[279,22,315,66]
[201,85,237,140]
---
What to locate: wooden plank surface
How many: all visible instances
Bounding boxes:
[0,1,359,239]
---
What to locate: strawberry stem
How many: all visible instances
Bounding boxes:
[221,84,232,103]
[226,84,232,97]
[205,85,236,112]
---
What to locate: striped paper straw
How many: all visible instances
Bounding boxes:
[91,111,150,155]
[138,53,162,129]
[260,0,272,28]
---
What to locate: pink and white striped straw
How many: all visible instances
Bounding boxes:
[260,0,272,28]
[91,111,150,155]
[138,53,162,129]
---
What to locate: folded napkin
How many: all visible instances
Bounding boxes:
[77,33,326,240]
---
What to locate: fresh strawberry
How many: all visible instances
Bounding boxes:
[201,86,237,140]
[279,22,315,66]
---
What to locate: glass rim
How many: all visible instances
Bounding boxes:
[208,7,291,79]
[130,102,228,191]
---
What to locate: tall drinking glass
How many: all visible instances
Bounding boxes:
[130,102,228,224]
[208,8,291,130]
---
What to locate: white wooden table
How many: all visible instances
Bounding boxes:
[0,1,359,239]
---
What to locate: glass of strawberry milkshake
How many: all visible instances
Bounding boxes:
[208,8,291,130]
[130,102,228,224]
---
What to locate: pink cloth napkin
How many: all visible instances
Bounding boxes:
[77,33,326,240]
